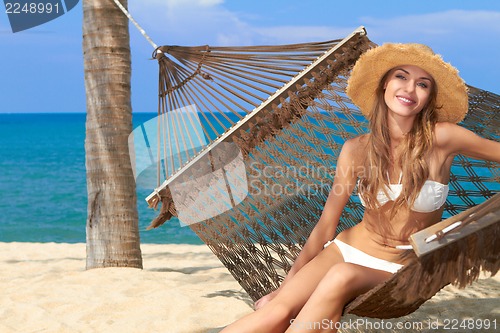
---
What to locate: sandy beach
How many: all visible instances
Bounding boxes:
[0,242,498,333]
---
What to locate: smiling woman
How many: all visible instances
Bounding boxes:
[383,66,434,135]
[220,42,500,333]
[384,66,434,120]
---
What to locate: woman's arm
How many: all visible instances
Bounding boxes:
[436,122,500,163]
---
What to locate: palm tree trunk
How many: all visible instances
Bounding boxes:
[82,0,142,269]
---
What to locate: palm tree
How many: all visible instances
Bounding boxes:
[82,0,142,269]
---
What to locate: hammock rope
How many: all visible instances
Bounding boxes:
[112,0,158,49]
[145,28,369,214]
[121,15,500,318]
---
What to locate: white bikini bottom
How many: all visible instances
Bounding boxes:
[324,239,403,274]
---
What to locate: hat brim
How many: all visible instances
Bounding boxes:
[346,43,468,123]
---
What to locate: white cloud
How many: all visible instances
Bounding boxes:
[128,1,359,46]
[253,26,358,44]
[129,3,500,48]
[168,0,224,7]
[133,0,223,8]
[129,0,253,46]
[360,10,500,92]
[125,3,499,92]
[362,10,500,43]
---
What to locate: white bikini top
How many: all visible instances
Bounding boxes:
[358,173,449,213]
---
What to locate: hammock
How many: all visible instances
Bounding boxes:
[139,27,500,318]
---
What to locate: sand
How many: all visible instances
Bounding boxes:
[0,242,498,333]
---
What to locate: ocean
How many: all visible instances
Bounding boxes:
[2,113,497,244]
[0,113,202,244]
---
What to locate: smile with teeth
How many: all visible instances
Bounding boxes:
[397,96,415,105]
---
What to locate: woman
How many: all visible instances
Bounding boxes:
[221,43,500,333]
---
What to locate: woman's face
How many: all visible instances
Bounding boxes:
[383,65,434,119]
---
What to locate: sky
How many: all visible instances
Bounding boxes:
[0,0,499,114]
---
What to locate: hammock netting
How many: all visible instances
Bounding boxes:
[142,28,500,318]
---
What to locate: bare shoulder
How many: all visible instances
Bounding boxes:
[340,134,367,167]
[434,122,473,149]
[342,134,368,157]
[434,122,500,163]
[434,122,460,146]
[333,135,366,185]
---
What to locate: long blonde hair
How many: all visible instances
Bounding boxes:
[358,68,439,214]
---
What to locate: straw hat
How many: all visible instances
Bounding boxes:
[346,43,468,123]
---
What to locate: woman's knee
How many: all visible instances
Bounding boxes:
[315,263,392,304]
[315,263,363,298]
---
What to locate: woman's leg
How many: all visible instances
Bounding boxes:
[220,243,345,333]
[285,263,392,333]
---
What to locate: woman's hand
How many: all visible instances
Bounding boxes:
[254,289,280,310]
